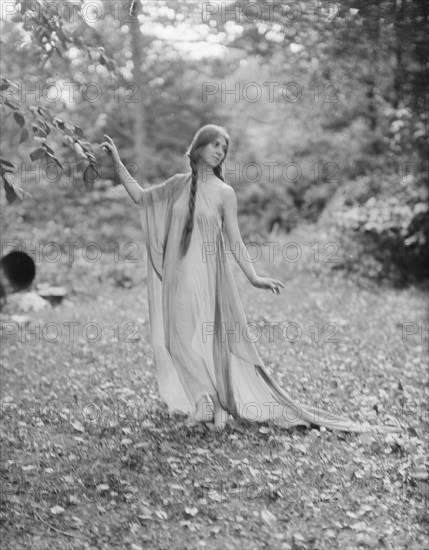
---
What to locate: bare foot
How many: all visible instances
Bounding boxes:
[191,393,214,424]
[212,405,229,431]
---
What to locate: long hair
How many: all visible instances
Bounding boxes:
[179,124,230,259]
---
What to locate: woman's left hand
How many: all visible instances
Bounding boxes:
[252,276,285,295]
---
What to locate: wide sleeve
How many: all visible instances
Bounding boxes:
[138,174,178,281]
[138,173,195,414]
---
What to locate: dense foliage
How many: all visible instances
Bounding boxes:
[0,0,427,284]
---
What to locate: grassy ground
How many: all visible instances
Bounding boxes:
[1,183,428,549]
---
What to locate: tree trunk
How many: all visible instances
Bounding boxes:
[366,4,380,133]
[392,0,403,109]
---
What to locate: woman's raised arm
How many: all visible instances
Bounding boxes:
[99,134,143,204]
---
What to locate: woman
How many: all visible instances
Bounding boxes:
[100,125,399,434]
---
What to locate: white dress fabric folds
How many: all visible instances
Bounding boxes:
[139,172,399,433]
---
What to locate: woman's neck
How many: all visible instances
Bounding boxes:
[196,163,215,183]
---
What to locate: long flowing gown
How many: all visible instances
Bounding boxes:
[139,172,400,433]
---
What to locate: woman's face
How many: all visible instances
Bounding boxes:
[198,136,228,168]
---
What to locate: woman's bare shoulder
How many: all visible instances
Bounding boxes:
[218,181,237,216]
[219,180,235,199]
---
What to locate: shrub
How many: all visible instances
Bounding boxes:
[333,172,428,286]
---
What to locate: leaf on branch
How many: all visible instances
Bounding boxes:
[73,125,84,138]
[3,99,20,111]
[46,152,64,170]
[65,121,76,136]
[74,142,87,159]
[0,77,18,91]
[54,117,65,131]
[32,124,48,138]
[19,128,29,143]
[35,118,51,135]
[37,106,54,123]
[130,0,140,17]
[80,141,96,161]
[80,140,94,149]
[30,148,47,162]
[13,112,25,127]
[56,26,70,46]
[54,118,75,137]
[62,135,74,147]
[0,159,16,170]
[106,59,116,72]
[72,34,84,48]
[2,172,24,204]
[44,144,55,156]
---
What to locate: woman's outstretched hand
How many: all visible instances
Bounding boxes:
[99,134,121,164]
[252,276,285,295]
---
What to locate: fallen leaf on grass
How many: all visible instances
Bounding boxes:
[130,522,140,534]
[50,505,65,515]
[409,468,428,481]
[350,521,368,531]
[22,465,36,471]
[184,506,198,517]
[208,491,222,502]
[155,509,168,520]
[170,484,186,491]
[356,504,373,516]
[194,448,210,455]
[248,465,258,478]
[72,516,83,524]
[261,508,276,525]
[180,520,199,531]
[293,442,307,454]
[359,431,373,445]
[71,421,84,433]
[138,506,152,520]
